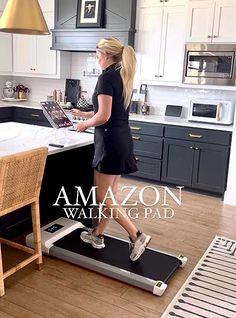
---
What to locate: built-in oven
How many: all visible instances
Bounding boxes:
[183,43,236,86]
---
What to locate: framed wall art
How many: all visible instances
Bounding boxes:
[76,0,105,28]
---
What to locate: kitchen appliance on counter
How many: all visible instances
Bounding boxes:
[65,79,81,107]
[2,81,14,98]
[165,105,183,117]
[183,43,236,86]
[188,99,235,125]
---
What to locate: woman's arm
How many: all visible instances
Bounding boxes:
[75,95,112,132]
[70,108,94,119]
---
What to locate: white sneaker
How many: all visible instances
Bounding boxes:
[80,229,105,249]
[129,232,151,261]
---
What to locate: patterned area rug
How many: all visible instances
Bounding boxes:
[161,236,236,318]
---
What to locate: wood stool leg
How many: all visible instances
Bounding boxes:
[0,242,5,296]
[31,201,43,270]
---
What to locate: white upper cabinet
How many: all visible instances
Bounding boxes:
[135,0,186,84]
[0,9,12,73]
[140,0,186,7]
[0,0,7,10]
[12,11,71,78]
[38,0,54,12]
[136,6,163,81]
[186,0,236,42]
[13,12,56,76]
[213,0,236,42]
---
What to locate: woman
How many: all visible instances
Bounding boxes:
[71,37,151,261]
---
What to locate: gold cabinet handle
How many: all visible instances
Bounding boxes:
[132,136,141,141]
[130,126,141,131]
[189,133,203,138]
[31,114,40,117]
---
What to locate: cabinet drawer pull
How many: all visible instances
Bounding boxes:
[189,133,203,139]
[195,147,199,150]
[132,136,141,141]
[130,126,141,131]
[135,157,139,162]
[31,114,40,117]
[216,103,222,121]
[190,146,193,149]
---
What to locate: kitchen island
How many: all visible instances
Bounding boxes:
[0,122,94,237]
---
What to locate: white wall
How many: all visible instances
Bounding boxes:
[1,75,65,102]
[224,109,236,205]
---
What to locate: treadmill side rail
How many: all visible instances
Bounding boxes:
[50,246,163,295]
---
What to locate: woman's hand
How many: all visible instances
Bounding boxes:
[70,108,84,117]
[75,121,88,132]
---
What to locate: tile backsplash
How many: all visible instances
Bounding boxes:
[1,52,236,118]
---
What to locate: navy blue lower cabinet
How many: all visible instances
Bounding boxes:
[133,156,161,181]
[161,139,194,187]
[130,120,164,182]
[161,138,230,194]
[0,107,13,123]
[13,107,51,127]
[192,142,230,194]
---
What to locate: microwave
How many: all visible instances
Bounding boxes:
[188,99,235,125]
[183,43,236,86]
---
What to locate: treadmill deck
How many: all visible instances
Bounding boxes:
[53,228,181,283]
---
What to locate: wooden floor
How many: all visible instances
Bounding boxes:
[1,177,236,317]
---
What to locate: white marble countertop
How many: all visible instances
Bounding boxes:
[0,122,94,157]
[129,114,234,132]
[0,100,42,109]
[0,101,233,132]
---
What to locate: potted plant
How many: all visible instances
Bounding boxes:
[14,84,30,99]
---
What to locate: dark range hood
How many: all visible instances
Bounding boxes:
[51,0,137,52]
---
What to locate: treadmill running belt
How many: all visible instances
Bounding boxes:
[53,229,181,282]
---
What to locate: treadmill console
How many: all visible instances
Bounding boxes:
[44,224,64,233]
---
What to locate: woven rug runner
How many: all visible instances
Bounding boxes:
[161,236,236,318]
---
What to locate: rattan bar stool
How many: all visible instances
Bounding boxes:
[0,147,48,296]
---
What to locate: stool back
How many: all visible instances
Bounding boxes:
[0,147,48,216]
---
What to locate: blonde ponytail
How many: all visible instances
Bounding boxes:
[120,45,137,109]
[96,37,137,109]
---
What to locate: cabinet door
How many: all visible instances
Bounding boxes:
[38,0,54,11]
[132,135,163,159]
[192,143,230,194]
[13,35,36,74]
[13,13,56,76]
[13,107,50,127]
[0,107,13,123]
[133,156,162,181]
[186,0,215,42]
[136,6,163,81]
[213,0,236,42]
[159,6,185,82]
[0,11,12,73]
[0,0,7,10]
[161,139,194,186]
[36,12,57,75]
